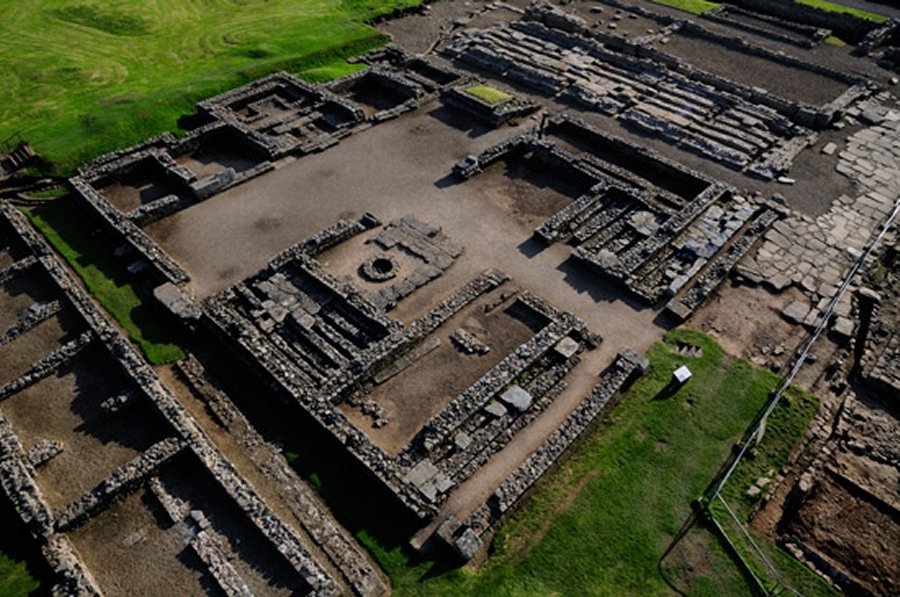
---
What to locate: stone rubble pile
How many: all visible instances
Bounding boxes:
[449,329,490,355]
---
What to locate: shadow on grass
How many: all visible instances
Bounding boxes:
[653,379,681,401]
[24,200,185,364]
[658,510,763,597]
[0,492,53,596]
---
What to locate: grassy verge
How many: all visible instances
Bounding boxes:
[297,59,368,84]
[0,555,38,597]
[0,494,47,597]
[718,386,820,520]
[707,379,833,595]
[287,329,829,595]
[651,0,720,15]
[24,200,184,364]
[25,187,69,200]
[0,0,420,175]
[795,0,887,22]
[465,85,512,105]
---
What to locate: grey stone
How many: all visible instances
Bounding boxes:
[782,300,810,324]
[499,385,533,412]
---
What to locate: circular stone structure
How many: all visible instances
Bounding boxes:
[360,254,400,282]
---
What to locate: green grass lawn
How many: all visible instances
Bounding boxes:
[290,329,825,595]
[708,377,835,595]
[0,0,419,175]
[0,496,46,597]
[651,0,720,15]
[465,85,512,105]
[795,0,887,22]
[24,200,184,364]
[0,554,38,597]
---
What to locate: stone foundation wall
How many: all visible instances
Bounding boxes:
[442,348,649,560]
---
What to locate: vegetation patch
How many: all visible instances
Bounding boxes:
[464,85,512,105]
[24,201,184,365]
[0,496,45,597]
[707,377,832,595]
[651,0,720,15]
[795,0,887,22]
[0,554,38,597]
[51,4,153,36]
[0,0,421,175]
[294,329,828,595]
[718,386,819,519]
[298,59,367,83]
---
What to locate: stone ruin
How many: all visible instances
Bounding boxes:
[0,203,387,596]
[456,113,788,321]
[196,210,649,558]
[15,0,894,584]
[67,58,451,290]
[441,2,870,178]
[702,4,830,49]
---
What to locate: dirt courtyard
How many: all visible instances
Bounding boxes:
[341,285,542,454]
[144,101,666,365]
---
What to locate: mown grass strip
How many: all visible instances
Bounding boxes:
[465,85,512,105]
[651,0,720,15]
[297,329,825,595]
[795,0,887,22]
[24,201,184,365]
[0,0,421,175]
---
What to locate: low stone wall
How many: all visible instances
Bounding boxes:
[0,332,94,402]
[703,4,829,48]
[0,414,101,595]
[441,86,538,126]
[0,203,351,596]
[69,176,191,286]
[0,299,62,347]
[0,254,38,286]
[54,437,186,532]
[175,355,389,597]
[442,348,648,560]
[727,0,879,44]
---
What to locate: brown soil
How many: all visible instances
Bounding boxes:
[3,346,170,510]
[687,280,804,362]
[69,487,215,597]
[0,310,81,387]
[98,170,186,213]
[782,472,899,595]
[0,269,61,330]
[657,33,848,107]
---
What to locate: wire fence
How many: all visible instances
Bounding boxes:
[701,198,900,595]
